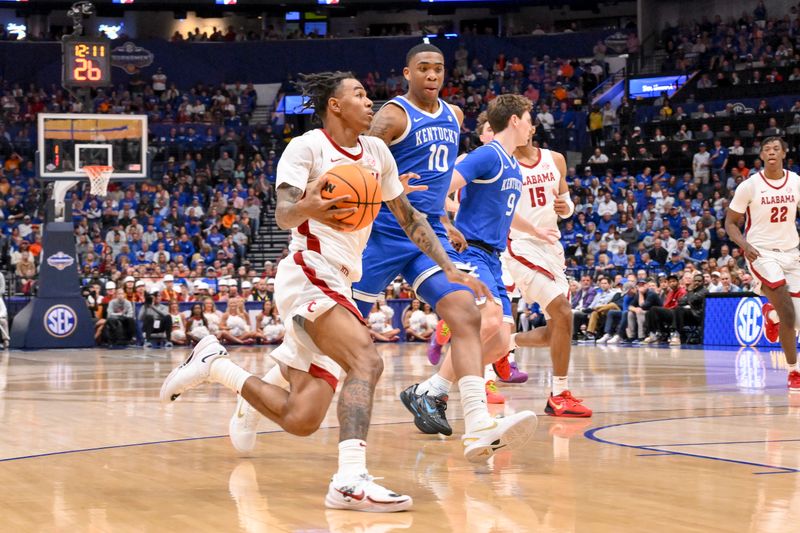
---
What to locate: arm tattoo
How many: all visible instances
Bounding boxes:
[387,195,454,272]
[337,376,374,441]
[275,184,305,229]
[276,183,303,204]
[366,113,393,145]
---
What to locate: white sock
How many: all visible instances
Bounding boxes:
[552,375,569,396]
[262,365,290,391]
[416,373,452,397]
[337,439,367,480]
[484,364,496,381]
[210,358,252,394]
[788,362,798,373]
[507,350,516,363]
[509,333,518,351]
[459,375,494,434]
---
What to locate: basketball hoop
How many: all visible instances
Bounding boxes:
[82,165,114,196]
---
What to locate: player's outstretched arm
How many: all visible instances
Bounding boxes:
[724,209,760,262]
[275,180,356,232]
[386,194,490,298]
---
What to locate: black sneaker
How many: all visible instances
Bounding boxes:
[399,384,452,436]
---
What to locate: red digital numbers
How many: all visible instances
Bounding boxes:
[73,58,103,81]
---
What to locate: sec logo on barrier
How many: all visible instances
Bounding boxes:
[734,297,763,346]
[44,305,77,338]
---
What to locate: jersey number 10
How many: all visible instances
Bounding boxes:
[428,144,449,172]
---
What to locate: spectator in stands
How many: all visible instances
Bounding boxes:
[583,279,622,342]
[140,290,172,348]
[573,277,610,340]
[672,273,708,344]
[106,288,136,344]
[588,147,608,164]
[626,279,661,343]
[601,102,617,141]
[168,301,187,346]
[368,300,400,342]
[218,297,262,345]
[186,303,210,343]
[403,299,432,342]
[588,105,603,148]
[643,274,686,344]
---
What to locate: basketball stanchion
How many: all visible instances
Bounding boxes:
[9,169,101,349]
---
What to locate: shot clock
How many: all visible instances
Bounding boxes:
[62,37,111,88]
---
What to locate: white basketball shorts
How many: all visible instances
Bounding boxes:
[270,250,349,390]
[503,240,569,319]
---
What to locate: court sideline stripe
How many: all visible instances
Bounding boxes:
[0,421,414,464]
[585,414,800,474]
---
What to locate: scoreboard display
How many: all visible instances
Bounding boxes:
[62,37,112,89]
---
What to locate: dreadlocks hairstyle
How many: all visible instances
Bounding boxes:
[295,71,356,122]
[405,43,444,66]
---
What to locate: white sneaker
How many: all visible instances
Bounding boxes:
[462,410,538,463]
[159,335,228,403]
[325,473,412,512]
[596,334,610,344]
[669,333,681,346]
[643,335,658,344]
[230,394,262,453]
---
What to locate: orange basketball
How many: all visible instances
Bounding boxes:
[319,163,382,232]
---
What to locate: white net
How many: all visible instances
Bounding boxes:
[82,165,114,197]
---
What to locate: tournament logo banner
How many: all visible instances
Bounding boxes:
[112,42,154,74]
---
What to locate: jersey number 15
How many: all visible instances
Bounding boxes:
[528,186,547,207]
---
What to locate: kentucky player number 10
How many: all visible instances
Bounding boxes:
[62,37,112,89]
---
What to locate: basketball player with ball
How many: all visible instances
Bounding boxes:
[160,71,491,512]
[352,43,538,449]
[725,136,800,393]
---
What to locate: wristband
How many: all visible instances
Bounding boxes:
[558,192,575,219]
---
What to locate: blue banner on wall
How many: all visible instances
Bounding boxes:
[703,294,800,348]
[0,32,614,88]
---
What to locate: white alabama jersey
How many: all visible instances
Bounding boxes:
[277,129,404,282]
[509,148,562,244]
[729,170,800,251]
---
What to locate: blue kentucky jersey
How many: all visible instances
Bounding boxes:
[454,140,523,252]
[373,96,460,229]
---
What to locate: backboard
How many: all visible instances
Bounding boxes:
[37,113,148,180]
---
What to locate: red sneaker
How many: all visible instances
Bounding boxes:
[544,391,593,418]
[435,320,451,346]
[492,353,512,381]
[789,370,800,393]
[762,302,780,343]
[485,380,505,404]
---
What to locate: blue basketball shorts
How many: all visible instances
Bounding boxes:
[353,217,470,317]
[458,246,513,324]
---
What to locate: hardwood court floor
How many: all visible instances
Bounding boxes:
[0,342,798,532]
